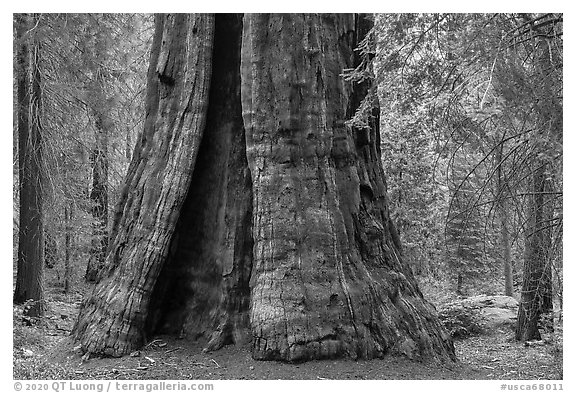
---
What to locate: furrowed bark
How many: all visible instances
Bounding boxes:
[515,23,560,342]
[516,162,553,341]
[241,14,455,362]
[72,14,215,357]
[14,13,46,317]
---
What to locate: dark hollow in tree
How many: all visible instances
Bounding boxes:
[145,13,253,351]
[73,13,455,363]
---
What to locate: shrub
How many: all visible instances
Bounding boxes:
[438,302,485,338]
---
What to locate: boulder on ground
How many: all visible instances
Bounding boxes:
[438,295,518,338]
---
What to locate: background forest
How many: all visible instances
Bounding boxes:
[12,13,563,380]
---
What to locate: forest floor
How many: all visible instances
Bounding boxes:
[13,294,563,380]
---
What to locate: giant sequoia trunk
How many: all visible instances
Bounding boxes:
[73,13,455,362]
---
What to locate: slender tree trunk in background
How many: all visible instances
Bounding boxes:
[14,13,31,302]
[241,14,454,361]
[501,210,513,296]
[74,13,455,362]
[73,14,215,356]
[516,162,552,341]
[85,28,112,282]
[456,272,464,296]
[64,202,73,294]
[14,14,46,317]
[85,112,110,282]
[496,142,513,297]
[125,129,132,161]
[44,231,57,269]
[515,22,560,341]
[542,177,554,312]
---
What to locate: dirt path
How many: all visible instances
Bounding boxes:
[14,299,562,380]
[28,330,559,381]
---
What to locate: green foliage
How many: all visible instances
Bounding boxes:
[14,14,154,291]
[445,166,493,290]
[375,14,496,281]
[379,104,445,276]
[374,13,562,297]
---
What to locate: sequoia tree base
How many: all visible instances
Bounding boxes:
[72,13,455,364]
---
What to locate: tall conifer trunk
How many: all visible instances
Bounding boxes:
[84,21,114,282]
[85,105,110,282]
[516,162,553,341]
[14,13,46,317]
[515,15,560,341]
[496,142,513,297]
